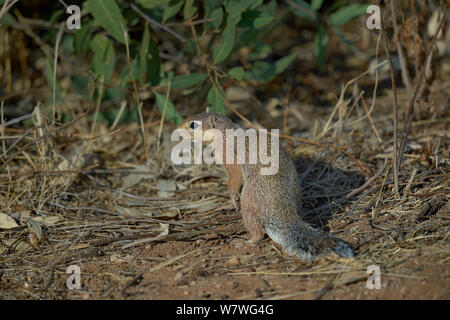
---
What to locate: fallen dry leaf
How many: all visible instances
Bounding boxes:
[0,213,19,229]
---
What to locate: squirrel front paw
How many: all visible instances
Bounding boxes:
[231,195,241,215]
[245,234,265,245]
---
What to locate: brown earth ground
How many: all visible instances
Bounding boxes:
[1,94,448,299]
[0,7,449,300]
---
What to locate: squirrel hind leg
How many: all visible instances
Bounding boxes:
[240,198,266,244]
[242,211,265,244]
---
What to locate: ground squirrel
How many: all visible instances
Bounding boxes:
[179,112,355,262]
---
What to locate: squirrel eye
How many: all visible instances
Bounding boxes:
[190,121,199,129]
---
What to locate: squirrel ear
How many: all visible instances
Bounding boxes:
[209,115,218,128]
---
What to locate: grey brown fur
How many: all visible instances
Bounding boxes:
[180,113,355,262]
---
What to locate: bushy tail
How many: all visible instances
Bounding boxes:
[265,220,355,262]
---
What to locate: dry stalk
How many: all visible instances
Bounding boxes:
[0,0,19,24]
[124,26,148,158]
[379,1,400,199]
[398,9,448,169]
[130,2,186,42]
[389,0,412,94]
[52,22,65,125]
[156,80,171,153]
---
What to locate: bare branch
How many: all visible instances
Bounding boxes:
[130,2,186,43]
[398,8,448,169]
[379,0,400,198]
[0,0,19,26]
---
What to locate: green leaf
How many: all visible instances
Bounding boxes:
[311,0,324,11]
[183,39,198,55]
[74,20,92,55]
[139,26,151,84]
[147,36,161,86]
[159,73,207,89]
[210,7,223,28]
[260,0,277,15]
[44,59,62,102]
[207,85,225,114]
[155,92,184,125]
[250,0,264,10]
[239,10,274,28]
[225,0,249,25]
[162,0,184,22]
[328,4,370,26]
[182,86,201,96]
[139,26,161,86]
[138,0,168,9]
[244,54,296,82]
[228,67,244,81]
[289,0,317,20]
[0,12,17,26]
[244,61,275,82]
[102,107,137,124]
[334,28,357,52]
[63,36,75,56]
[184,0,197,20]
[120,59,139,87]
[274,53,297,74]
[86,0,127,44]
[90,34,116,84]
[49,9,65,24]
[205,0,222,11]
[314,24,328,70]
[247,40,272,61]
[71,75,90,98]
[105,88,123,100]
[212,23,236,64]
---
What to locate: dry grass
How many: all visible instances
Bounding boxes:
[0,2,449,299]
[0,84,447,298]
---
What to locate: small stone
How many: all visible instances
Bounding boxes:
[110,254,127,263]
[255,289,263,297]
[227,257,240,266]
[174,272,183,282]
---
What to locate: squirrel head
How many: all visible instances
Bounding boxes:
[179,113,235,133]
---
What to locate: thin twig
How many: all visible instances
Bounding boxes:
[389,0,412,93]
[0,0,19,25]
[369,29,381,129]
[0,102,11,182]
[156,79,170,153]
[346,162,387,199]
[130,2,186,42]
[361,95,383,146]
[286,0,317,20]
[124,26,148,158]
[379,1,400,198]
[398,8,448,169]
[4,112,34,127]
[403,166,418,197]
[53,22,65,124]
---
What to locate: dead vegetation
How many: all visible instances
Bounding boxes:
[0,1,449,299]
